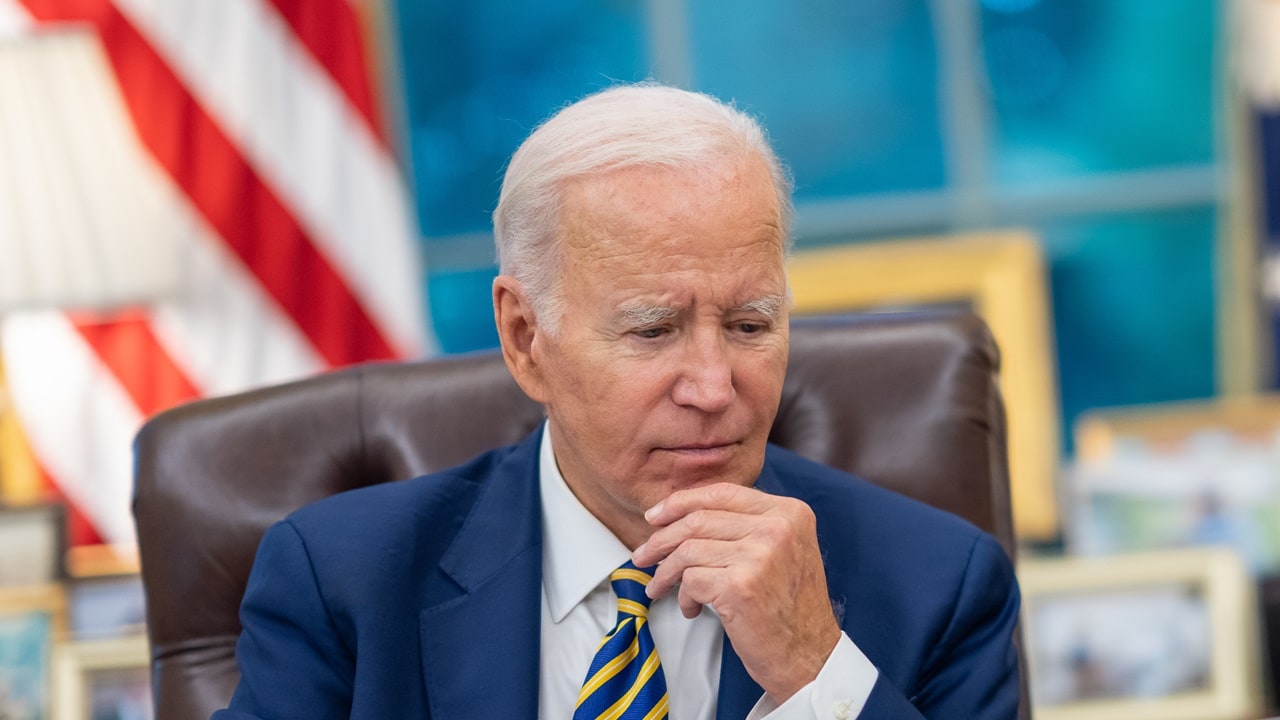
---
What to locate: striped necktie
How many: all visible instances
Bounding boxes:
[573,561,669,720]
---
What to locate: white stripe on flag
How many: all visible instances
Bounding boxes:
[114,0,433,357]
[0,0,31,34]
[145,173,327,396]
[4,0,435,547]
[2,312,141,546]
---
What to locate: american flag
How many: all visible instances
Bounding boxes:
[0,0,434,547]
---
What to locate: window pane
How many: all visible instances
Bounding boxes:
[981,0,1217,183]
[394,1,649,238]
[426,267,500,353]
[688,0,945,198]
[1041,205,1217,449]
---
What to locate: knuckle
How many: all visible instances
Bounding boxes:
[678,566,710,595]
[780,495,814,518]
[780,497,817,530]
[758,514,790,542]
[708,483,737,504]
[684,509,709,534]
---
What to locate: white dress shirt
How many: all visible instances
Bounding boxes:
[536,424,879,719]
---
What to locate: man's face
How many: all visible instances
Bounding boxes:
[527,153,789,547]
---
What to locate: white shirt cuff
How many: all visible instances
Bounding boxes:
[745,633,878,720]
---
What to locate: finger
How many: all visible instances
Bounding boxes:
[644,482,775,527]
[632,508,750,567]
[645,537,749,599]
[675,566,722,619]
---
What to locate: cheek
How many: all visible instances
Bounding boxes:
[742,354,788,418]
[549,354,652,425]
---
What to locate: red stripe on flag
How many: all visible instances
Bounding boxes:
[70,310,200,417]
[20,0,401,366]
[262,0,387,146]
[37,466,107,547]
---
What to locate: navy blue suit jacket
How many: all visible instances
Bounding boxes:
[214,429,1020,719]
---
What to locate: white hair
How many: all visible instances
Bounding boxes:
[492,83,794,333]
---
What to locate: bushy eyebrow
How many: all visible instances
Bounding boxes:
[615,294,787,326]
[618,303,680,326]
[734,294,787,320]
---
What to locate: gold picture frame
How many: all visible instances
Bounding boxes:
[787,229,1060,540]
[1018,547,1262,720]
[52,634,150,720]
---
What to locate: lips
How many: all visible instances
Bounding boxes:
[654,441,739,457]
[668,441,731,450]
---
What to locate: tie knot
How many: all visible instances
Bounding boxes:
[610,560,656,617]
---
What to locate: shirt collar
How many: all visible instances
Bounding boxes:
[539,421,631,623]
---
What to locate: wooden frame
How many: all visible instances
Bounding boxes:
[1075,393,1280,461]
[0,584,66,719]
[52,634,150,720]
[1071,394,1280,573]
[1019,547,1262,720]
[787,229,1060,540]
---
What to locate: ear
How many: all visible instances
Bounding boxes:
[493,275,550,403]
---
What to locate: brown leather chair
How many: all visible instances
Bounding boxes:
[133,310,1020,719]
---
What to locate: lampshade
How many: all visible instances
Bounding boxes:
[0,28,176,312]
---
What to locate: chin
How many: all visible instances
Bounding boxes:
[666,463,758,493]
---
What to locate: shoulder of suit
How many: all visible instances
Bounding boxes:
[284,439,529,533]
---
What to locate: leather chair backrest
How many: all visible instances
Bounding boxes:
[133,310,1015,719]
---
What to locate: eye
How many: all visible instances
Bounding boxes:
[634,327,668,340]
[734,321,766,334]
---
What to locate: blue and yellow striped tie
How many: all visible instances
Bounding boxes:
[573,561,669,720]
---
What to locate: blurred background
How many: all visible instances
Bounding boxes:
[0,0,1277,717]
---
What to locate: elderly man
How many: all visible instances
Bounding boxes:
[215,84,1020,720]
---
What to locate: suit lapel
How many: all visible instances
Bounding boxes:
[419,431,544,718]
[415,441,810,719]
[716,637,765,720]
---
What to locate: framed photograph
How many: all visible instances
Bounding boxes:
[0,584,66,720]
[0,503,66,586]
[1071,395,1280,574]
[67,574,145,641]
[787,230,1060,540]
[52,634,151,720]
[1019,547,1262,720]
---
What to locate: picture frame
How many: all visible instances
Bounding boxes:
[66,573,145,641]
[787,230,1060,540]
[1019,547,1262,720]
[0,583,66,720]
[52,634,151,720]
[1070,395,1280,574]
[0,502,67,586]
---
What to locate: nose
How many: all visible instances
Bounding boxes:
[670,328,734,412]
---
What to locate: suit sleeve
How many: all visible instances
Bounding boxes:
[859,533,1022,719]
[211,520,355,720]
